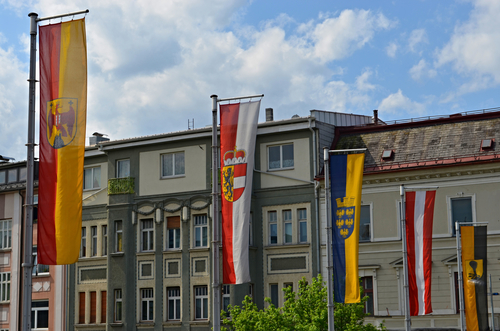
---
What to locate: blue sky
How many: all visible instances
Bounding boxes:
[1,0,499,161]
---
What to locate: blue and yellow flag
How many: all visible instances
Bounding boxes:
[330,153,364,303]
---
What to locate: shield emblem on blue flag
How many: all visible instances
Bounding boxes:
[335,197,356,239]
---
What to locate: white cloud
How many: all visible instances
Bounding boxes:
[408,29,427,53]
[302,9,395,63]
[378,89,425,115]
[386,42,398,57]
[356,69,376,91]
[436,0,500,92]
[409,59,437,81]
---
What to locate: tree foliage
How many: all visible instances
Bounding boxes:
[221,274,386,331]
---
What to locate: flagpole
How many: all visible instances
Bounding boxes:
[324,148,335,331]
[400,185,411,331]
[21,12,38,331]
[456,223,465,331]
[211,95,221,331]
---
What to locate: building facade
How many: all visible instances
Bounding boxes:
[320,108,500,329]
[68,109,372,330]
[0,160,67,331]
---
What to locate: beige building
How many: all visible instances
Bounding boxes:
[320,108,500,329]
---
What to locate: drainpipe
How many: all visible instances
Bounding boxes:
[308,118,321,275]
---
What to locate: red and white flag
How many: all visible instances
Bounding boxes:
[220,100,260,284]
[406,190,436,316]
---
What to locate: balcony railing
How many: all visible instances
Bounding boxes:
[108,177,135,195]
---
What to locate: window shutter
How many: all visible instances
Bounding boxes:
[79,292,85,324]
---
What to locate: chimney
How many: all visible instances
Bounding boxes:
[373,110,378,125]
[89,132,110,145]
[266,108,274,122]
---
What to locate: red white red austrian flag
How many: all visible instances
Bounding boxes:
[220,100,260,284]
[405,190,436,316]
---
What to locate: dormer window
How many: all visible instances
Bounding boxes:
[480,139,494,150]
[381,150,394,160]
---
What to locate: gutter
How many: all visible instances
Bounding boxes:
[308,118,321,275]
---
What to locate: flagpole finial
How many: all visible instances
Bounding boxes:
[211,94,218,98]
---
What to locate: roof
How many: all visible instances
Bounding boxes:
[333,109,500,174]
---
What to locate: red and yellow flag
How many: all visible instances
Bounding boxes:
[38,19,87,265]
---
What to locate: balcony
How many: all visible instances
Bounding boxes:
[108,177,135,195]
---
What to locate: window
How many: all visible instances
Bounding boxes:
[166,216,180,250]
[19,167,27,181]
[269,211,277,245]
[101,291,107,323]
[161,152,185,177]
[79,292,85,324]
[91,226,98,257]
[90,291,96,323]
[283,283,293,302]
[0,219,11,249]
[194,286,208,320]
[139,261,153,279]
[361,277,374,315]
[283,210,292,243]
[7,169,17,183]
[0,272,10,302]
[0,170,5,184]
[298,209,307,243]
[141,219,154,251]
[80,227,87,258]
[116,159,130,178]
[102,225,107,256]
[34,195,38,223]
[32,300,49,329]
[268,143,294,170]
[194,215,208,247]
[114,289,122,322]
[359,205,371,242]
[451,197,473,235]
[222,285,230,315]
[141,288,154,321]
[83,166,101,190]
[115,221,123,253]
[248,284,254,300]
[270,284,279,307]
[167,287,181,321]
[32,247,49,276]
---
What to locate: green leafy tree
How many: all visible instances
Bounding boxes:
[221,274,385,331]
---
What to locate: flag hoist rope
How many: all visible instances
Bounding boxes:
[211,93,263,331]
[24,10,88,331]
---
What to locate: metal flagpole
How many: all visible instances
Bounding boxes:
[324,147,335,331]
[23,10,89,331]
[400,185,411,331]
[456,222,466,331]
[489,274,496,331]
[211,95,221,331]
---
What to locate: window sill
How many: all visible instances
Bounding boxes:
[137,322,155,327]
[267,167,294,172]
[163,249,182,254]
[109,322,123,326]
[0,301,10,304]
[163,321,182,326]
[136,251,155,256]
[264,243,310,250]
[83,187,101,192]
[160,175,186,180]
[33,273,50,278]
[190,320,209,325]
[189,247,210,252]
[0,248,12,253]
[111,252,124,257]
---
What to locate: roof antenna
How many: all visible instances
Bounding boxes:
[188,118,194,130]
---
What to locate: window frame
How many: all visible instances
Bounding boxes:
[166,216,181,250]
[0,272,10,302]
[116,159,130,178]
[361,276,374,315]
[32,247,49,276]
[161,152,185,178]
[141,219,154,252]
[448,195,476,236]
[141,288,154,322]
[102,225,108,256]
[298,208,308,243]
[194,286,208,320]
[283,210,292,244]
[268,211,278,245]
[115,221,123,253]
[269,284,279,307]
[194,215,208,248]
[91,226,98,257]
[83,166,101,190]
[0,219,12,250]
[222,285,230,316]
[114,289,123,322]
[267,143,294,171]
[80,227,87,258]
[0,170,5,184]
[167,287,181,321]
[32,300,49,330]
[359,204,373,243]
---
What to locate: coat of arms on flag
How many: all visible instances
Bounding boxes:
[222,147,247,202]
[335,196,356,239]
[46,97,78,149]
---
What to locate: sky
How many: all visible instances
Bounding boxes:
[1,0,500,162]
